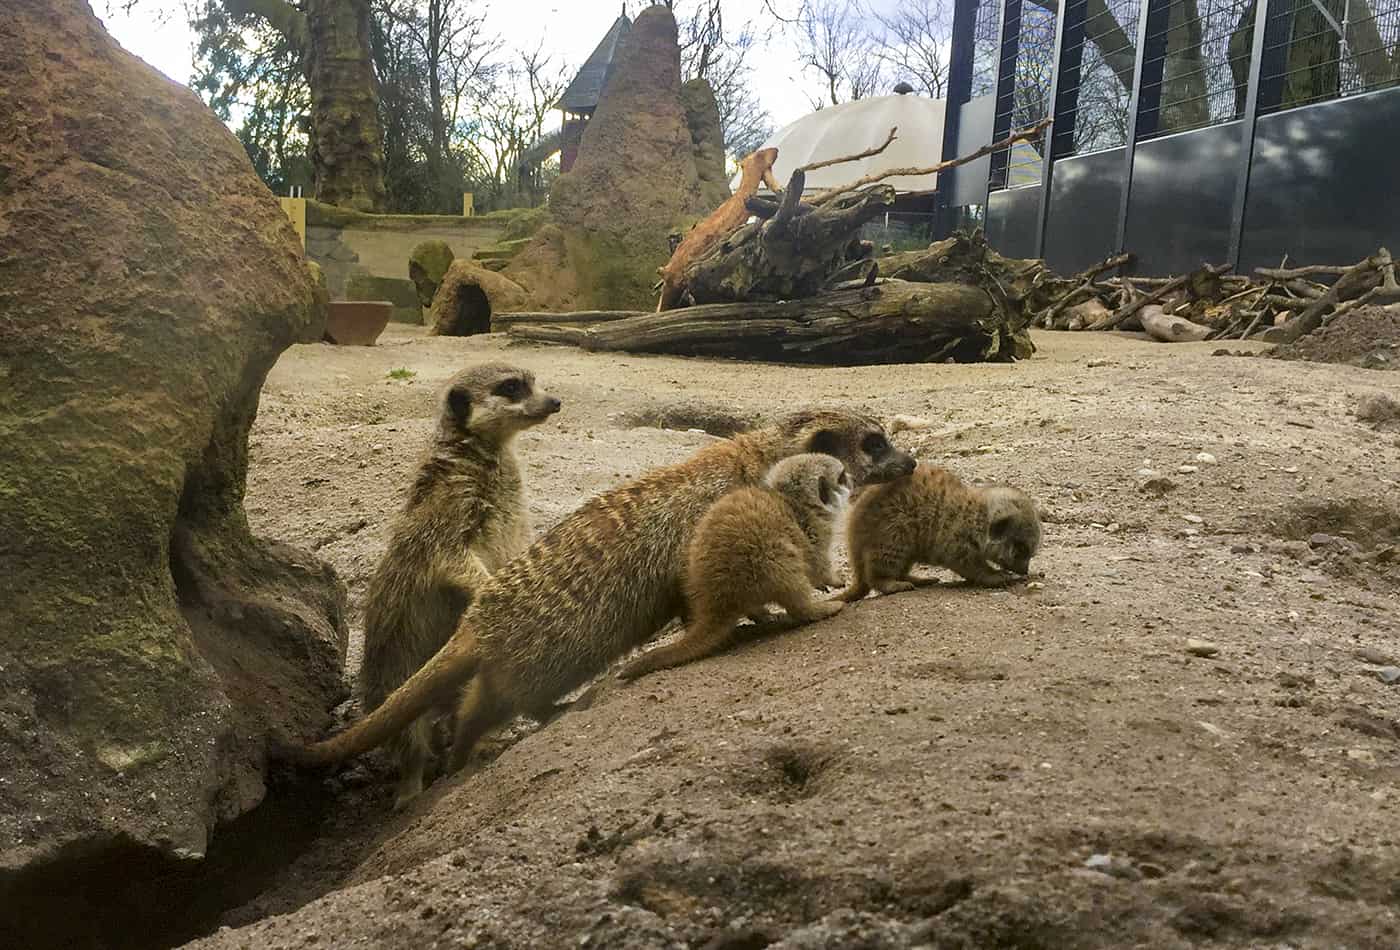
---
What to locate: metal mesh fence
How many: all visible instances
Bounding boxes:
[971,0,1005,96]
[1060,0,1143,152]
[1137,0,1256,136]
[991,0,1057,188]
[1259,0,1400,112]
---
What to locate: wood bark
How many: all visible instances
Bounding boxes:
[656,147,779,311]
[506,280,1032,364]
[226,0,387,210]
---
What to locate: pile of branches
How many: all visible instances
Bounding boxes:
[1024,246,1399,343]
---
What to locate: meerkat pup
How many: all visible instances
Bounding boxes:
[278,409,914,802]
[359,362,560,809]
[617,454,851,681]
[839,463,1041,601]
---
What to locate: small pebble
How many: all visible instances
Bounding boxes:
[1178,464,1200,474]
[1308,532,1335,548]
[1195,452,1217,464]
[1356,647,1396,666]
[1183,514,1204,524]
[1026,581,1045,591]
[1377,667,1400,685]
[1186,639,1220,657]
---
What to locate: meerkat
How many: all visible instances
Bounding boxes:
[839,463,1041,601]
[359,362,560,809]
[276,409,915,800]
[617,454,851,681]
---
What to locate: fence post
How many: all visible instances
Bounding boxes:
[934,0,981,238]
[1114,0,1171,258]
[1034,0,1088,260]
[1227,0,1282,270]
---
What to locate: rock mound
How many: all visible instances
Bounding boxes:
[512,4,709,310]
[408,240,455,308]
[681,77,730,211]
[0,1,347,942]
[428,261,531,335]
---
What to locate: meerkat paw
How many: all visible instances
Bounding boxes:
[874,579,916,595]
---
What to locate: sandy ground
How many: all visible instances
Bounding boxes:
[184,325,1398,948]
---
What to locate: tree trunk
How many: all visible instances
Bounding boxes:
[305,0,387,211]
[678,173,896,305]
[505,280,1034,364]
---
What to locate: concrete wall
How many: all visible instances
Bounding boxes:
[302,201,507,300]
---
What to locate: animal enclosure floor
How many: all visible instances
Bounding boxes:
[193,326,1399,948]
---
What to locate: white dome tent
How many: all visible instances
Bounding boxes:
[734,89,948,197]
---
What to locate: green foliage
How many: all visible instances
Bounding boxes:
[387,367,417,380]
[190,0,565,214]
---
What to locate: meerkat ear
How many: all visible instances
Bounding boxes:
[806,429,841,458]
[446,387,472,425]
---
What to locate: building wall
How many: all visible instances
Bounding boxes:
[300,202,507,299]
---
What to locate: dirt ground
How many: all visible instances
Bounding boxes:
[182,325,1398,949]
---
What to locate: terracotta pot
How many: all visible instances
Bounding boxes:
[324,300,392,346]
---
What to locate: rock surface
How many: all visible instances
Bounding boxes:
[511,5,709,310]
[428,260,531,335]
[407,240,455,309]
[0,1,347,941]
[681,77,731,212]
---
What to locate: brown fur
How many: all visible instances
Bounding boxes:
[617,454,851,680]
[280,409,914,800]
[839,464,1042,601]
[359,362,559,808]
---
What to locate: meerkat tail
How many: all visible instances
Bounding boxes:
[284,632,483,767]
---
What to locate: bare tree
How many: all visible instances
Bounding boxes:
[378,0,493,207]
[674,0,775,158]
[461,44,568,209]
[871,0,952,98]
[796,0,885,107]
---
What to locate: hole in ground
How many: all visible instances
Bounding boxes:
[0,775,342,950]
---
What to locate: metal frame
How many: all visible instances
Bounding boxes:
[1034,0,1088,258]
[1227,0,1279,268]
[1115,0,1172,256]
[933,0,982,236]
[955,0,1395,272]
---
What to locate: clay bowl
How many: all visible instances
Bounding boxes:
[324,300,392,346]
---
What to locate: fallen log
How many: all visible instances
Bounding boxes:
[492,310,639,326]
[506,280,1033,365]
[1138,305,1212,342]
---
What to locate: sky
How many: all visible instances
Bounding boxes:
[93,1,902,141]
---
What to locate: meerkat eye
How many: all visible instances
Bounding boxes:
[861,433,889,456]
[817,476,832,506]
[493,378,527,401]
[990,517,1013,537]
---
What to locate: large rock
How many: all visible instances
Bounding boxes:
[681,77,731,211]
[408,240,455,309]
[428,260,532,335]
[502,223,584,312]
[0,0,347,938]
[520,5,709,309]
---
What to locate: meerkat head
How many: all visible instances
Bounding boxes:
[777,408,916,487]
[766,453,851,518]
[981,487,1042,576]
[438,362,561,444]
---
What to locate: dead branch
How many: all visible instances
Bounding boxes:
[807,118,1053,207]
[1089,263,1232,331]
[796,126,898,174]
[1276,248,1390,343]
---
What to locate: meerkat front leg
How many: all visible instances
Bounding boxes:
[955,560,1020,588]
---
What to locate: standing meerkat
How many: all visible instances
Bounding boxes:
[277,409,915,800]
[617,453,852,681]
[839,463,1041,601]
[360,362,560,808]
